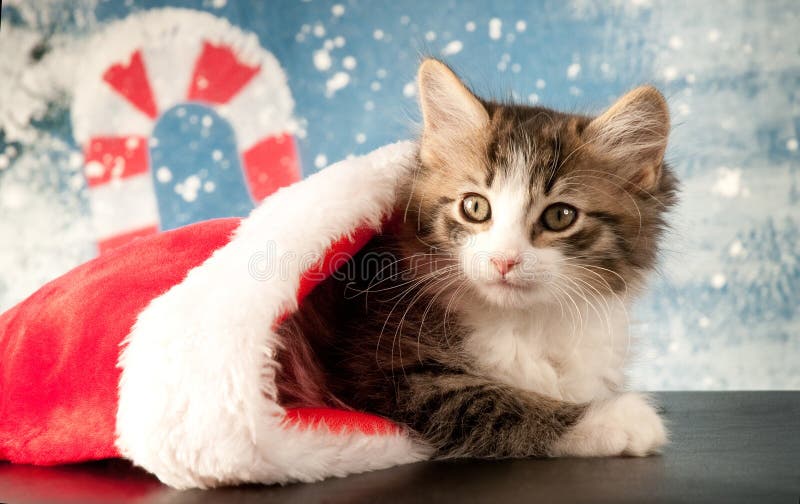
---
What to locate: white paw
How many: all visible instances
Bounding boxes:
[552,392,667,457]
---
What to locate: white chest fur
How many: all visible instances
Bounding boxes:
[460,296,630,403]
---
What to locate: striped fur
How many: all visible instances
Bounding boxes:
[276,59,676,459]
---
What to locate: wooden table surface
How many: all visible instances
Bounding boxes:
[1,392,798,503]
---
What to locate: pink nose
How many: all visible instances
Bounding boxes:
[491,256,520,276]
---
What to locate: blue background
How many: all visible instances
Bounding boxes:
[1,0,798,390]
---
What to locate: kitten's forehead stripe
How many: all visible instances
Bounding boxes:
[483,102,579,201]
[485,165,496,188]
[542,137,561,196]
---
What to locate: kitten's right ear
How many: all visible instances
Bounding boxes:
[417,59,489,163]
[584,86,670,191]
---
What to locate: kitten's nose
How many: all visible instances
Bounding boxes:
[491,256,520,276]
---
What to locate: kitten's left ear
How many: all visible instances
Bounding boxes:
[585,86,670,191]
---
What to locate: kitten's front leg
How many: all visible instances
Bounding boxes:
[394,373,665,459]
[395,372,586,458]
[551,392,668,457]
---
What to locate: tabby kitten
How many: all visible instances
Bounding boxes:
[277,59,677,458]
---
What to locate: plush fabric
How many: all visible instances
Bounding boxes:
[0,142,430,488]
[0,218,239,464]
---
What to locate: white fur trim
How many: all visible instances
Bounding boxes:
[116,141,431,489]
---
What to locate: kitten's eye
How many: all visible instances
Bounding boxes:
[542,203,578,231]
[461,193,491,223]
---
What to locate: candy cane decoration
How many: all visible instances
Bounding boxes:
[72,9,301,253]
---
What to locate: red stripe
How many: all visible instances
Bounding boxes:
[97,225,159,255]
[294,225,376,305]
[242,134,301,201]
[284,407,399,436]
[102,50,158,119]
[83,136,149,187]
[187,41,260,104]
[272,224,379,329]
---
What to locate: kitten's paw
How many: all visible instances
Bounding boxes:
[551,392,667,457]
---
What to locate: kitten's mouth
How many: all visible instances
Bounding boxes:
[489,278,531,291]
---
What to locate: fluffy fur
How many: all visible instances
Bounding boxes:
[278,59,677,459]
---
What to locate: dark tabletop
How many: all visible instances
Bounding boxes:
[1,392,798,504]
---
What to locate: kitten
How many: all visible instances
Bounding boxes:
[277,59,677,458]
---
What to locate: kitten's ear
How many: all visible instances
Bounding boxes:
[585,86,670,191]
[417,59,489,162]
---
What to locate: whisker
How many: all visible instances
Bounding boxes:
[354,261,459,299]
[416,273,465,362]
[391,270,463,381]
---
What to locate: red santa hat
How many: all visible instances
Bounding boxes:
[0,141,432,489]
